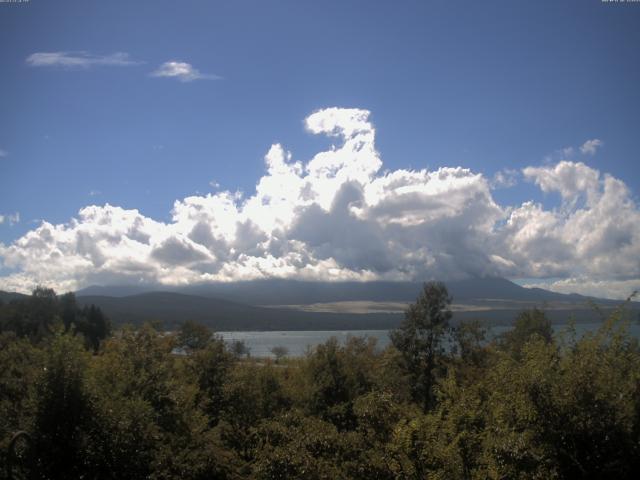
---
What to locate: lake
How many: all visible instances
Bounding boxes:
[218,321,640,358]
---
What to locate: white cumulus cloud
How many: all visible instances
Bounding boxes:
[523,161,601,205]
[150,61,220,82]
[580,138,603,155]
[506,163,640,284]
[0,108,638,299]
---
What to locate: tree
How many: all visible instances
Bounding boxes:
[178,320,212,350]
[390,281,452,411]
[85,324,233,479]
[270,345,289,362]
[0,289,109,351]
[59,292,78,332]
[451,319,490,382]
[74,304,111,352]
[498,307,553,358]
[219,364,290,463]
[31,334,91,478]
[190,337,235,425]
[0,333,42,473]
[304,336,377,430]
[253,413,346,479]
[231,339,250,358]
[10,287,60,340]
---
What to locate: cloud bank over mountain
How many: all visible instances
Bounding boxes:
[1,108,638,298]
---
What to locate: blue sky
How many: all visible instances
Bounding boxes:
[1,0,639,297]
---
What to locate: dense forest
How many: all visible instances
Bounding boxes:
[1,283,639,479]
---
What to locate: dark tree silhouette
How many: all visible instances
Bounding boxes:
[499,307,552,358]
[390,281,452,411]
[178,320,213,350]
[74,305,111,352]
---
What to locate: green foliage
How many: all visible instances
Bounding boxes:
[189,336,236,424]
[253,413,347,479]
[31,333,91,479]
[270,345,289,362]
[179,320,213,350]
[0,287,59,340]
[303,336,377,430]
[498,307,553,358]
[218,364,290,466]
[452,319,488,367]
[231,339,251,358]
[85,324,234,479]
[390,281,453,411]
[0,288,110,350]
[59,291,77,332]
[74,304,111,352]
[0,333,42,474]
[1,284,640,479]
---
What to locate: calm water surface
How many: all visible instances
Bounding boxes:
[218,322,640,358]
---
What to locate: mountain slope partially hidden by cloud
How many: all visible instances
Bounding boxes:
[1,108,638,298]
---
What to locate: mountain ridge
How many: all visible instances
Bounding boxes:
[3,278,635,331]
[75,277,620,305]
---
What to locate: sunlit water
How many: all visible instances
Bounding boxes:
[218,322,640,358]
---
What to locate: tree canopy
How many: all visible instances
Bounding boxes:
[390,281,453,411]
[1,284,639,479]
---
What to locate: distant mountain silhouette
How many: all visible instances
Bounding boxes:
[3,278,633,331]
[68,278,637,330]
[0,290,29,303]
[76,277,616,305]
[75,292,401,331]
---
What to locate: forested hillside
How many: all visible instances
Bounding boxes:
[70,277,637,330]
[1,284,639,479]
